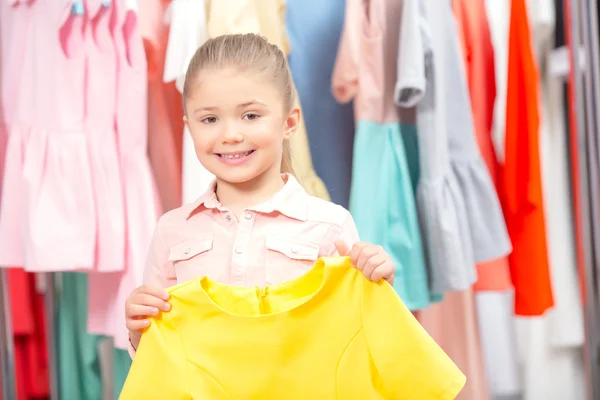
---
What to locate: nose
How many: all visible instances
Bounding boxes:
[221,121,243,144]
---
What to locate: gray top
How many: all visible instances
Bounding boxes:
[395,0,511,293]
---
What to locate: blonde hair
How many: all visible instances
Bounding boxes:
[183,33,295,174]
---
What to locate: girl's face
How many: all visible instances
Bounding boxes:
[184,66,298,186]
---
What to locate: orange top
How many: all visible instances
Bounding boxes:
[452,0,512,292]
[501,0,553,315]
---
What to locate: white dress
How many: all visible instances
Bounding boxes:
[163,0,215,203]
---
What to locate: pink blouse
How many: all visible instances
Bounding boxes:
[143,174,360,289]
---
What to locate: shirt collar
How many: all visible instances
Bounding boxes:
[185,174,308,221]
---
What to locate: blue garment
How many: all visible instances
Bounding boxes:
[349,121,432,310]
[286,0,355,208]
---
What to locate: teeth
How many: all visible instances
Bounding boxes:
[220,151,251,159]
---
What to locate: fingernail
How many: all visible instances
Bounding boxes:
[143,320,150,326]
[151,308,159,315]
[164,303,171,311]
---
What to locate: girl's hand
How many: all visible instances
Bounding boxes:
[125,285,170,349]
[335,240,395,285]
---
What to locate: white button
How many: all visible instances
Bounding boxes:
[184,248,191,255]
[235,247,243,254]
[225,215,232,222]
[244,212,252,220]
[291,247,298,254]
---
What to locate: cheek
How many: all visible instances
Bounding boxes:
[248,121,285,148]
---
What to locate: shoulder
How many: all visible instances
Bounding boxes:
[156,202,195,229]
[303,195,353,228]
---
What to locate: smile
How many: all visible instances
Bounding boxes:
[215,150,256,165]
[216,150,255,159]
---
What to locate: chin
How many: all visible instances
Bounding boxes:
[211,167,263,184]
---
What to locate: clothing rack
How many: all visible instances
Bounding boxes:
[566,0,600,398]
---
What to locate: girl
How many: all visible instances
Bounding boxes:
[125,33,395,352]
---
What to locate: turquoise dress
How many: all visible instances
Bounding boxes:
[332,0,432,308]
[350,122,432,310]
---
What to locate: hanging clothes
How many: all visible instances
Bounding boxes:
[9,269,50,400]
[142,0,185,213]
[332,0,430,309]
[512,1,585,399]
[57,273,104,400]
[11,0,97,271]
[84,0,126,272]
[0,0,96,272]
[87,0,162,352]
[395,0,474,294]
[452,2,522,397]
[206,0,331,202]
[285,0,355,208]
[415,289,489,400]
[162,0,215,204]
[501,0,554,316]
[452,0,513,292]
[0,0,31,269]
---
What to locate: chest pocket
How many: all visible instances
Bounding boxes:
[265,236,320,285]
[168,235,213,283]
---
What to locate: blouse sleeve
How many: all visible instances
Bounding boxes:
[361,279,466,399]
[120,311,190,399]
[331,0,360,103]
[395,0,428,107]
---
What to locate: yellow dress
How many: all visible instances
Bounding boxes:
[119,257,466,399]
[205,0,330,201]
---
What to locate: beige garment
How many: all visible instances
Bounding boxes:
[415,289,489,400]
[206,0,330,201]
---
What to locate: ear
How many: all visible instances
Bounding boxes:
[283,107,300,140]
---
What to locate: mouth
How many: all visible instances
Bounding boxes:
[216,150,255,159]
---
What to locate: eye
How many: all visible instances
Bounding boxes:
[243,113,260,121]
[201,116,218,124]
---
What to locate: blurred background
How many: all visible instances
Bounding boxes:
[1,0,599,399]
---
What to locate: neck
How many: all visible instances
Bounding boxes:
[215,169,285,217]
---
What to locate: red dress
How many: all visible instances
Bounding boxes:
[9,269,50,399]
[501,0,554,315]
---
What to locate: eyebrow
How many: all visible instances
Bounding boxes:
[193,101,268,114]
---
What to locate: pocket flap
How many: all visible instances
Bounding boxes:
[265,236,320,261]
[169,235,213,262]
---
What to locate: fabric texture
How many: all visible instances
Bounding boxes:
[415,289,489,400]
[452,0,513,292]
[57,273,103,400]
[9,269,50,400]
[501,0,554,316]
[332,0,430,307]
[120,257,465,399]
[84,0,126,272]
[1,0,96,271]
[143,0,185,213]
[349,122,431,310]
[87,0,161,351]
[285,0,355,208]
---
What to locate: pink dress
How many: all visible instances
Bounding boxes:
[87,0,161,348]
[1,0,96,271]
[0,0,34,268]
[84,0,126,272]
